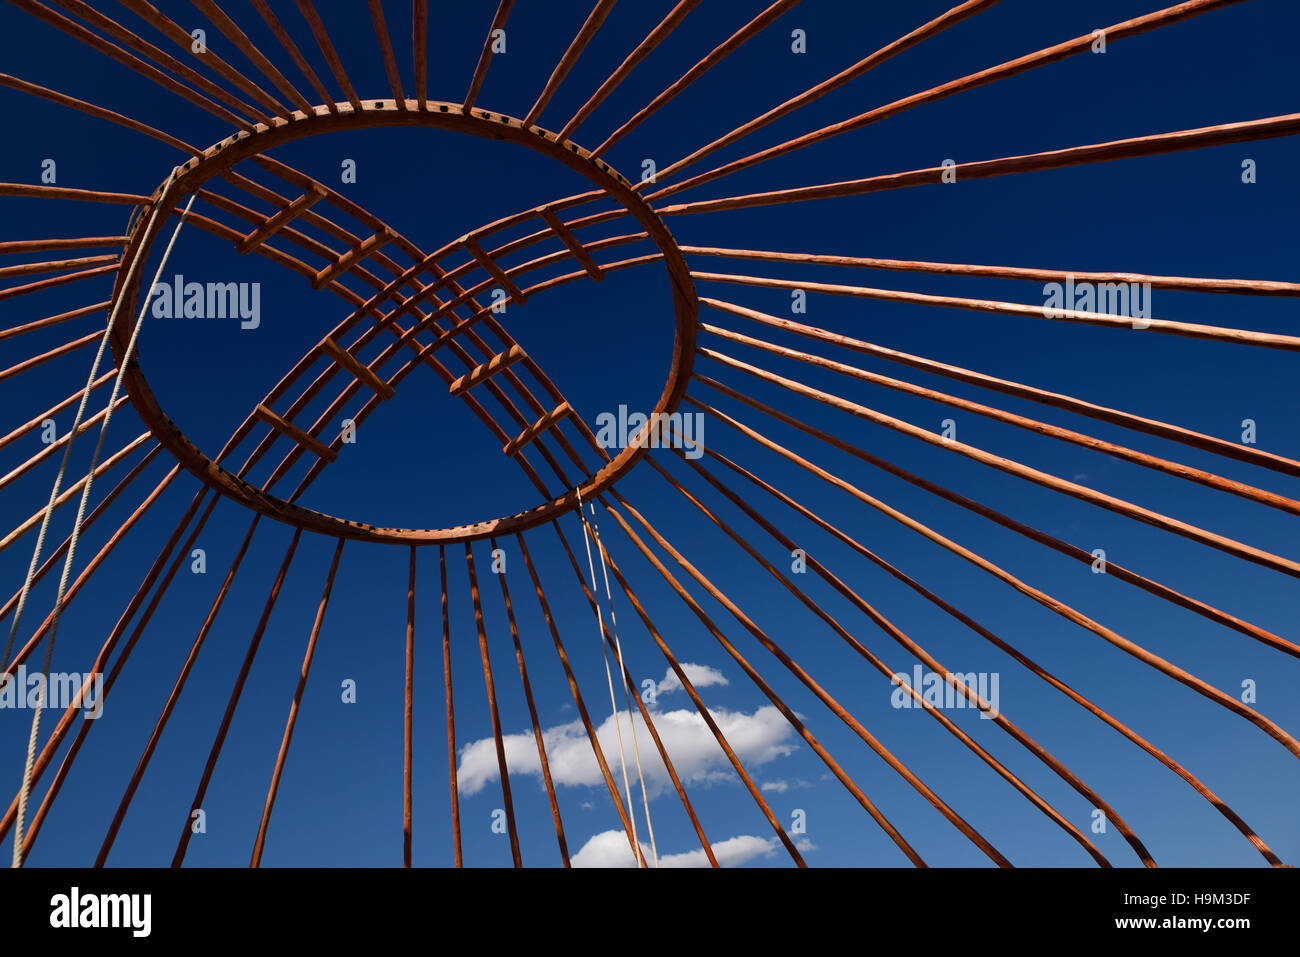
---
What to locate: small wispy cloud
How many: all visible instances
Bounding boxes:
[656,662,728,697]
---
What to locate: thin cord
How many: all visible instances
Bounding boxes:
[585,497,659,868]
[11,189,196,868]
[1,183,178,677]
[576,486,645,868]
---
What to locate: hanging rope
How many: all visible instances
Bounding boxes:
[10,184,196,868]
[576,487,658,868]
[585,496,659,868]
[576,487,643,866]
[2,190,173,677]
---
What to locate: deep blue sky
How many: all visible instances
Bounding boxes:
[1,0,1298,868]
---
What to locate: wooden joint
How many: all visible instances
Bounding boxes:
[539,207,604,282]
[237,184,326,254]
[320,337,396,399]
[312,226,396,289]
[448,344,525,396]
[504,401,572,456]
[255,403,338,462]
[461,236,527,304]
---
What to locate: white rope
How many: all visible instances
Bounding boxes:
[576,489,658,867]
[576,487,647,867]
[10,186,195,867]
[1,177,186,676]
[584,497,659,868]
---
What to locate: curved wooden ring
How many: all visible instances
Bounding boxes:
[109,99,697,544]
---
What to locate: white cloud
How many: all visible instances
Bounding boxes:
[456,704,795,797]
[656,662,728,696]
[570,830,639,868]
[571,830,778,868]
[662,835,778,868]
[761,778,812,793]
